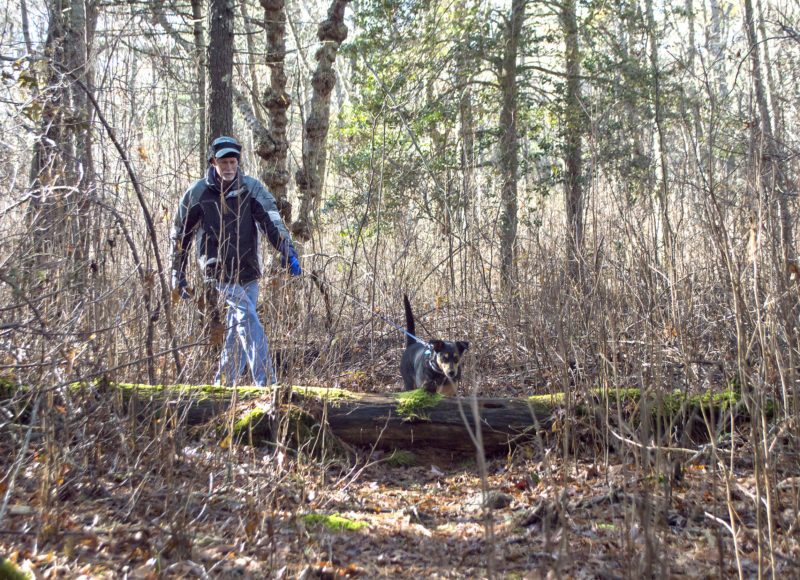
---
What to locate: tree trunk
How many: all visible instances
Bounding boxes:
[26,0,96,277]
[457,50,475,301]
[207,0,234,140]
[191,0,206,169]
[646,0,673,272]
[707,0,728,98]
[742,0,793,264]
[458,55,474,235]
[756,0,780,139]
[260,0,293,221]
[498,0,524,291]
[561,0,583,281]
[28,0,92,202]
[292,0,352,241]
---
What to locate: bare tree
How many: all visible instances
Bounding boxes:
[561,0,583,280]
[646,0,673,271]
[498,0,525,291]
[207,0,234,139]
[293,0,352,240]
[27,0,96,261]
[742,0,793,265]
[260,0,293,221]
[192,0,207,165]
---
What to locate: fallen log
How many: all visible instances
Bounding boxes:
[1,382,745,459]
[320,390,553,454]
[114,384,748,458]
[100,384,554,456]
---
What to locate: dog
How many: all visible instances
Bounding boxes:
[400,294,469,396]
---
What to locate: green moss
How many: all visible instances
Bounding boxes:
[301,513,367,531]
[528,393,565,415]
[596,523,616,530]
[113,382,271,403]
[659,389,741,415]
[391,389,442,419]
[596,387,741,416]
[113,382,358,404]
[290,386,356,401]
[590,387,748,429]
[233,406,270,444]
[0,376,18,401]
[385,450,417,467]
[0,558,29,580]
[602,388,642,403]
[288,406,316,444]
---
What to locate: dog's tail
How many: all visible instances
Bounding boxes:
[403,294,415,347]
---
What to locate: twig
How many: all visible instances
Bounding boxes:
[62,70,181,377]
[0,392,41,527]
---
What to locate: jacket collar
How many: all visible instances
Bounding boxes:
[206,166,244,197]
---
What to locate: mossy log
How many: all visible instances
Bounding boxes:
[119,385,746,455]
[2,382,745,456]
[320,391,553,454]
[97,384,554,454]
[111,382,272,425]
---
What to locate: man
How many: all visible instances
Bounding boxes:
[170,136,302,386]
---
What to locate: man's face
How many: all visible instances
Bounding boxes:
[212,156,239,183]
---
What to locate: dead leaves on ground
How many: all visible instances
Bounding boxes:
[1,437,798,578]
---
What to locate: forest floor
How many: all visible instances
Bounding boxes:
[2,401,799,579]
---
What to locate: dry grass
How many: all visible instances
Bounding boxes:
[1,177,799,578]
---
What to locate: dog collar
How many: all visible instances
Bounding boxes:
[425,349,444,375]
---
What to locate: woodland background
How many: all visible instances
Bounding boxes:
[0,0,799,576]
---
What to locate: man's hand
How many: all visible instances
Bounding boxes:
[171,270,191,299]
[288,256,302,276]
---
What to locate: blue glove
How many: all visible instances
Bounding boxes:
[288,256,302,276]
[171,270,191,299]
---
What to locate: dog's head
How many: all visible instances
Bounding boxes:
[430,339,470,380]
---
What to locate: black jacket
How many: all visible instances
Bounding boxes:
[170,167,298,284]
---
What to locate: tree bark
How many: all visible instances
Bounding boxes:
[646,0,673,271]
[323,393,549,454]
[498,0,524,291]
[561,0,583,282]
[191,0,207,169]
[28,0,93,209]
[742,0,793,264]
[110,385,553,455]
[207,0,234,140]
[293,0,351,241]
[260,0,292,221]
[25,0,96,297]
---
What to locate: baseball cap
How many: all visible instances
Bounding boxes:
[209,136,242,160]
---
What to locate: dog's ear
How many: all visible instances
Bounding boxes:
[456,341,469,353]
[430,340,445,352]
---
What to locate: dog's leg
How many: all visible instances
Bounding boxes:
[422,381,438,394]
[438,382,457,397]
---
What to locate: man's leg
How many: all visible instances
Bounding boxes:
[205,283,243,386]
[215,281,276,386]
[239,280,276,385]
[214,299,246,386]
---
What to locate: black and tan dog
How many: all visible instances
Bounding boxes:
[400,294,469,396]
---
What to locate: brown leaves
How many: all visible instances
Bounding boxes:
[0,396,793,580]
